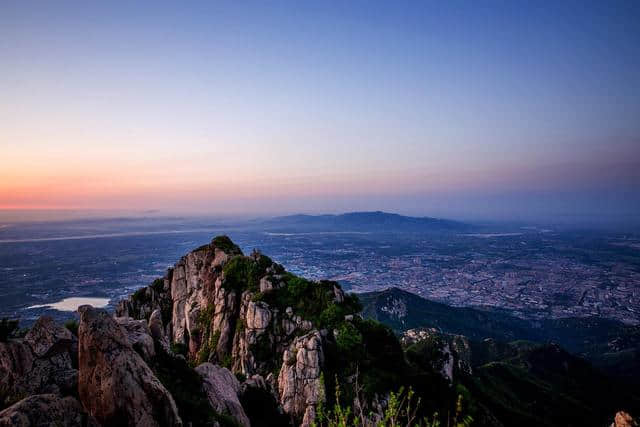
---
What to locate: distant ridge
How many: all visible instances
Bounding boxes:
[359,287,640,366]
[262,211,468,232]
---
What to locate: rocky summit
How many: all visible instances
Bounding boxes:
[0,236,364,427]
[0,235,637,427]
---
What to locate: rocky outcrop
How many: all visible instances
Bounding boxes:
[402,327,472,382]
[278,331,325,426]
[78,305,182,427]
[116,277,173,328]
[0,316,77,408]
[612,411,638,427]
[24,316,75,358]
[195,363,250,427]
[112,236,359,425]
[0,394,95,427]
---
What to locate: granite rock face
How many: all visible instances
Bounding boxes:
[77,305,182,427]
[278,331,325,426]
[0,394,96,427]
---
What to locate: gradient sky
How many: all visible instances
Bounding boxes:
[1,1,639,223]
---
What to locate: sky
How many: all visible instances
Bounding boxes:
[1,1,639,224]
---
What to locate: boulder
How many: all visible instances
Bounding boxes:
[195,363,250,427]
[612,411,638,427]
[24,316,75,358]
[115,317,155,361]
[0,394,96,427]
[78,305,182,427]
[148,309,170,353]
[0,317,77,407]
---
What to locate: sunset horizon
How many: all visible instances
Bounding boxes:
[2,1,639,225]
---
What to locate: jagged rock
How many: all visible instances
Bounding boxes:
[0,394,96,427]
[195,363,250,427]
[0,317,77,407]
[116,276,173,325]
[278,331,325,426]
[169,237,243,352]
[78,305,182,427]
[24,316,75,358]
[115,317,155,361]
[612,411,638,427]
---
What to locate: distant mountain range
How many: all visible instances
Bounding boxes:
[260,211,468,232]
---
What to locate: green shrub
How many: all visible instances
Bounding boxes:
[335,322,363,355]
[131,287,150,305]
[212,235,242,254]
[222,256,264,292]
[150,278,165,292]
[64,319,79,336]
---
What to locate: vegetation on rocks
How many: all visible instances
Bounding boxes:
[196,304,219,365]
[222,253,274,292]
[212,235,242,254]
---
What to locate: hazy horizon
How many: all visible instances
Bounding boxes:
[2,1,639,225]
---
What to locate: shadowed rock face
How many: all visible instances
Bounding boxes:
[0,394,96,427]
[0,316,78,408]
[77,305,182,427]
[115,317,156,361]
[195,363,250,427]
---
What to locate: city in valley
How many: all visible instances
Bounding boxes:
[2,217,638,326]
